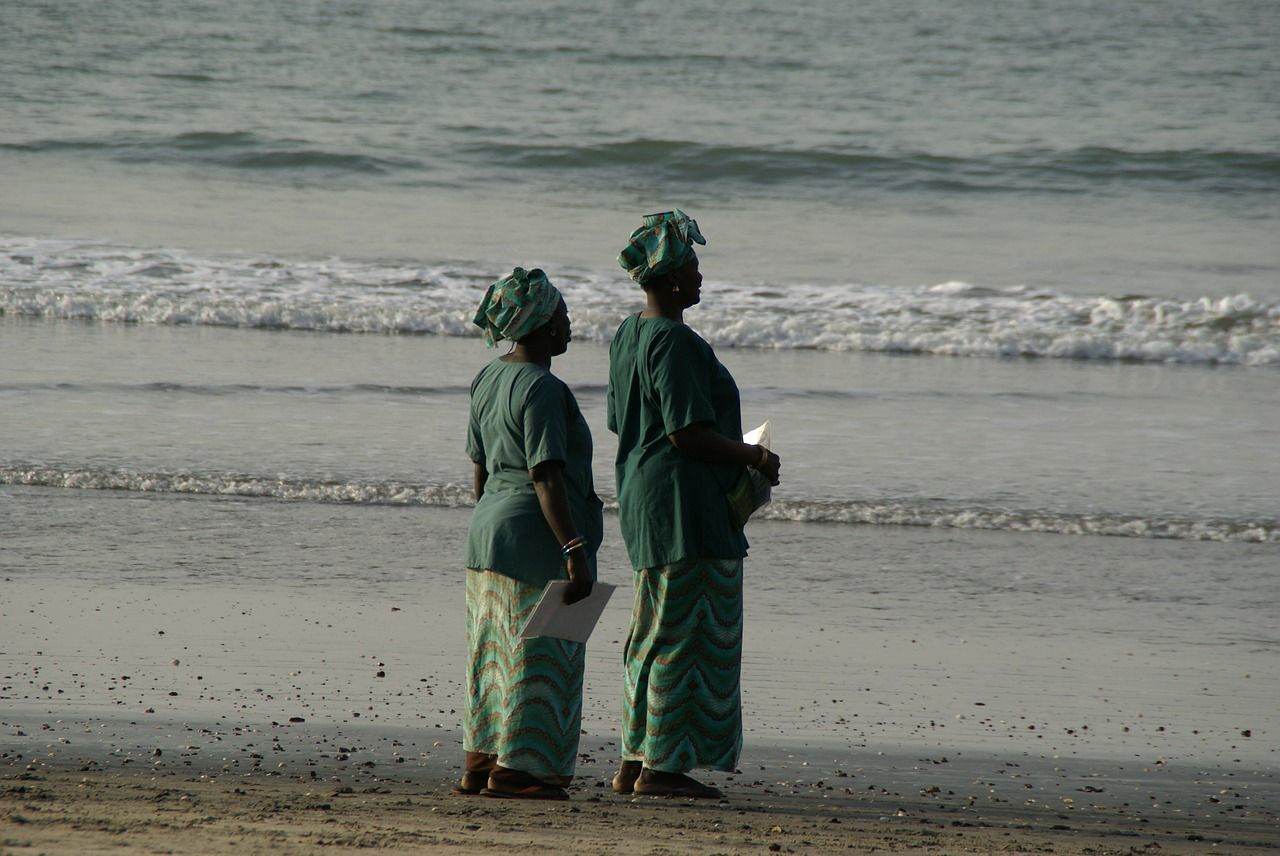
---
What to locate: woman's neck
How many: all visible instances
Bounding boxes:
[503,343,551,367]
[642,292,683,323]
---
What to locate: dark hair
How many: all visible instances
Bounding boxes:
[640,271,677,293]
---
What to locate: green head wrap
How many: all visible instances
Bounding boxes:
[473,267,562,347]
[617,209,706,285]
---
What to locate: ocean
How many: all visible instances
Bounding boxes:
[2,0,1278,772]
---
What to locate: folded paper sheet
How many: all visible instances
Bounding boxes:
[518,581,616,643]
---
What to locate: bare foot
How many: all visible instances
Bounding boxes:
[612,760,642,794]
[454,751,497,795]
[452,770,489,795]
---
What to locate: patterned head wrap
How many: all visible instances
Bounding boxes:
[473,267,563,347]
[617,209,706,285]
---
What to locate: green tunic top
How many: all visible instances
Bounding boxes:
[607,314,749,571]
[465,359,603,585]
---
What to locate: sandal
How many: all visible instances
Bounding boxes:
[633,772,722,799]
[480,783,569,800]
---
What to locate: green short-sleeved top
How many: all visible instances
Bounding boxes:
[465,359,604,585]
[607,314,749,571]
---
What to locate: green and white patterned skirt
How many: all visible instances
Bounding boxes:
[621,558,744,774]
[464,569,585,784]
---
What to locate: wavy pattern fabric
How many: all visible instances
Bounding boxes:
[464,569,584,783]
[621,558,744,773]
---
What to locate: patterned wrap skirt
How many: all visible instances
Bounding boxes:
[463,569,585,784]
[621,558,744,773]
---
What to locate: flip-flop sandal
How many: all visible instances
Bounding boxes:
[632,781,722,799]
[480,784,569,801]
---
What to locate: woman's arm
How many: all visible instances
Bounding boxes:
[668,425,781,485]
[472,460,488,502]
[530,461,593,604]
[645,327,781,484]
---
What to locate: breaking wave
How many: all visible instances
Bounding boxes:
[3,238,1278,366]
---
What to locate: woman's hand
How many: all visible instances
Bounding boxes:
[563,551,593,605]
[753,447,781,486]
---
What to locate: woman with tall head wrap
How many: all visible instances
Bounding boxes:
[606,212,781,798]
[459,267,604,800]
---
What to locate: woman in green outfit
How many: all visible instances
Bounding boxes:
[459,267,603,801]
[606,211,781,799]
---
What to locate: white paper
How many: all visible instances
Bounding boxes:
[518,581,616,643]
[742,420,773,513]
[743,421,771,448]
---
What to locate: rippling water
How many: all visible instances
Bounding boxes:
[4,317,1277,545]
[5,1,1278,195]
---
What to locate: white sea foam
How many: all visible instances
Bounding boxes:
[2,237,1278,366]
[756,499,1279,543]
[4,465,1276,543]
[1,464,476,508]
